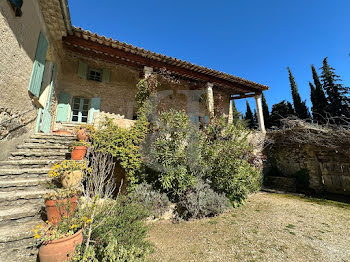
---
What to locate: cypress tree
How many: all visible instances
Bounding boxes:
[287,67,311,120]
[310,65,328,123]
[244,100,255,129]
[320,57,350,122]
[261,93,270,128]
[253,109,258,129]
[269,100,295,128]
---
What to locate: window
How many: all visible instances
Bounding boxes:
[8,0,23,16]
[71,97,90,123]
[88,69,102,82]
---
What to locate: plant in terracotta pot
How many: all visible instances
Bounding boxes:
[33,205,92,262]
[74,124,95,142]
[44,188,81,225]
[70,140,90,160]
[48,160,88,189]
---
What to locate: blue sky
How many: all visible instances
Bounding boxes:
[68,0,350,114]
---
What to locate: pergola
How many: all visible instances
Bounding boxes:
[62,27,269,131]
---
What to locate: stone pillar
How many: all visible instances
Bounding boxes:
[228,100,233,124]
[254,94,266,133]
[207,82,214,118]
[144,66,153,78]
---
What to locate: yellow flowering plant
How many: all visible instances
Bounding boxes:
[48,160,89,180]
[32,205,92,243]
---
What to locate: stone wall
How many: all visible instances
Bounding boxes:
[53,52,231,128]
[265,142,350,195]
[0,0,50,160]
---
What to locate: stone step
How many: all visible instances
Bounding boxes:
[17,143,68,152]
[0,160,56,169]
[0,205,41,227]
[0,168,50,178]
[0,245,38,262]
[31,133,76,139]
[0,219,40,245]
[0,190,48,209]
[9,151,68,160]
[0,178,49,192]
[24,138,75,146]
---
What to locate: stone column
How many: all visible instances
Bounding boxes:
[144,66,153,78]
[254,94,266,133]
[207,82,214,118]
[228,100,233,124]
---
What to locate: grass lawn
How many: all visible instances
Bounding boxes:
[147,192,350,262]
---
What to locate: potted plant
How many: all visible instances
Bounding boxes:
[48,160,88,189]
[70,141,90,160]
[44,189,81,225]
[74,124,95,142]
[33,207,92,262]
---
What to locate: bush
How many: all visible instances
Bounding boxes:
[75,197,152,262]
[142,110,207,199]
[204,118,263,205]
[129,183,171,218]
[176,179,230,220]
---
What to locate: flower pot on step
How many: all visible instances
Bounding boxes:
[71,146,87,160]
[52,130,72,135]
[76,128,89,142]
[45,196,77,225]
[39,229,83,262]
[61,170,83,189]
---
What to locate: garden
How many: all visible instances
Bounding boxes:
[33,74,264,261]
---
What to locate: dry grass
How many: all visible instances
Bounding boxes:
[147,192,350,262]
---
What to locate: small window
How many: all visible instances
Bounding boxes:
[8,0,23,17]
[88,69,102,82]
[71,97,90,123]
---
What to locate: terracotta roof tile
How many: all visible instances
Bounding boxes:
[70,26,269,91]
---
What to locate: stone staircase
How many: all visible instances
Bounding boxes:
[0,133,75,262]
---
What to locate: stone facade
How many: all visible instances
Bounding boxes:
[52,51,231,130]
[265,143,350,195]
[0,0,51,160]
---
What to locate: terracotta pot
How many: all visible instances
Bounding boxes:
[76,128,89,142]
[52,130,72,135]
[61,170,83,189]
[39,229,83,262]
[45,196,77,225]
[71,146,87,160]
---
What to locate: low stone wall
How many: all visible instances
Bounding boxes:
[93,111,135,130]
[0,107,37,160]
[265,138,350,195]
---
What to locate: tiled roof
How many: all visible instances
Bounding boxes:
[70,27,269,92]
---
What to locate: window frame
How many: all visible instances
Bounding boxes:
[70,97,90,123]
[88,68,102,82]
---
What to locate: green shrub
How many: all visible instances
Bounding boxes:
[142,110,207,199]
[204,118,263,205]
[91,116,149,189]
[75,197,152,261]
[129,183,171,218]
[176,179,230,220]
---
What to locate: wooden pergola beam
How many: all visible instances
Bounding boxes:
[62,35,263,95]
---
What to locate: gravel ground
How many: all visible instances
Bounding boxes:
[148,192,350,262]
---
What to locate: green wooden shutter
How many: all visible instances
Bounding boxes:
[78,60,88,79]
[102,69,110,83]
[89,97,101,124]
[28,32,48,98]
[56,92,71,122]
[47,63,56,109]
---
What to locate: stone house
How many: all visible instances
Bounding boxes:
[0,1,269,260]
[0,0,269,160]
